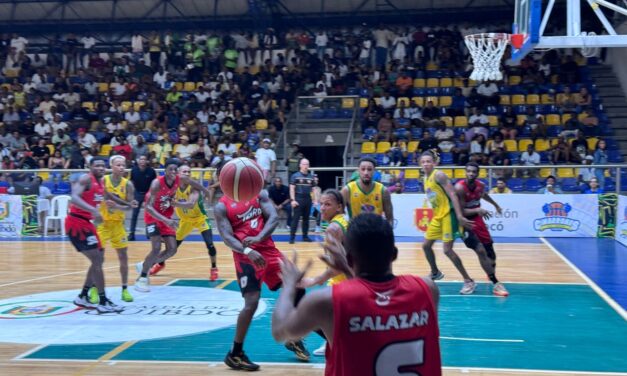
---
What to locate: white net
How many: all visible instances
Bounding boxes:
[464,33,510,82]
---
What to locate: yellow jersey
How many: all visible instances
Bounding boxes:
[101,175,128,222]
[327,213,349,286]
[424,171,452,220]
[175,184,207,221]
[346,180,385,218]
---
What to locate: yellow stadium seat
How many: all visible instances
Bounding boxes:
[518,139,533,151]
[468,79,479,87]
[376,142,391,154]
[453,78,465,87]
[37,172,50,181]
[426,78,439,88]
[271,100,278,109]
[203,171,213,181]
[397,97,410,107]
[508,76,522,85]
[46,144,55,155]
[454,169,465,179]
[478,169,487,178]
[557,168,575,178]
[546,114,561,126]
[81,102,95,111]
[174,82,183,91]
[504,140,518,152]
[172,144,180,155]
[516,114,527,126]
[361,142,376,154]
[587,137,599,150]
[561,113,573,124]
[407,141,419,152]
[541,94,555,104]
[133,101,145,111]
[438,169,453,178]
[412,97,424,107]
[500,95,511,105]
[99,144,112,156]
[405,169,420,179]
[360,98,369,108]
[539,168,553,178]
[425,96,439,106]
[550,138,559,146]
[535,139,551,152]
[577,113,588,122]
[439,96,452,107]
[512,95,526,105]
[440,78,453,87]
[255,119,268,130]
[454,116,468,127]
[426,62,439,71]
[342,98,356,108]
[441,116,453,127]
[196,82,204,89]
[234,143,242,151]
[191,171,201,179]
[121,101,132,112]
[488,116,498,127]
[526,94,540,105]
[98,82,109,92]
[388,169,401,177]
[184,82,196,91]
[413,78,426,88]
[374,97,382,106]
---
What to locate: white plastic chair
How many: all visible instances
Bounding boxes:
[44,195,72,236]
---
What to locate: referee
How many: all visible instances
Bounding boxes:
[128,155,157,241]
[289,158,315,244]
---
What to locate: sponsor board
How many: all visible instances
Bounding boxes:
[615,195,627,247]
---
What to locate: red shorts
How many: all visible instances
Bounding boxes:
[463,215,492,248]
[65,213,103,252]
[145,220,176,238]
[233,246,284,295]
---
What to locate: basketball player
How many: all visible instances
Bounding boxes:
[299,188,348,356]
[91,155,138,303]
[272,213,442,376]
[148,164,219,281]
[341,157,393,225]
[214,189,310,371]
[134,158,209,292]
[420,150,477,295]
[67,157,123,313]
[455,162,509,296]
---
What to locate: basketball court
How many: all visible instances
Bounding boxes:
[0,234,625,376]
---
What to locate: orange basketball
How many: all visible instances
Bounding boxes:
[219,157,265,202]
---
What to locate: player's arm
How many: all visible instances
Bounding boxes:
[302,223,345,287]
[437,172,473,230]
[243,189,278,245]
[289,181,298,207]
[340,185,350,214]
[70,174,101,220]
[214,201,266,267]
[183,174,212,201]
[381,187,394,226]
[482,192,502,214]
[145,179,175,226]
[172,189,199,209]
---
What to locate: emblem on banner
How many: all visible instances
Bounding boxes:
[533,201,580,232]
[415,199,433,232]
[0,202,8,220]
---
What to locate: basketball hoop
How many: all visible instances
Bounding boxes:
[464,33,511,82]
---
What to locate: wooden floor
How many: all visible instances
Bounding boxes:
[0,239,591,376]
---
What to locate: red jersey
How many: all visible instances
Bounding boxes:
[144,175,179,223]
[219,195,276,251]
[69,174,104,220]
[326,276,441,376]
[458,179,485,214]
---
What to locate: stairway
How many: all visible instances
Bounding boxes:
[589,65,627,159]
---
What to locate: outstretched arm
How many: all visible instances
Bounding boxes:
[172,189,199,209]
[482,192,502,214]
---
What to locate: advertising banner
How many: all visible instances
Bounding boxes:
[0,195,23,237]
[615,195,627,246]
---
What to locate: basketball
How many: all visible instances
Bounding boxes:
[219,157,265,202]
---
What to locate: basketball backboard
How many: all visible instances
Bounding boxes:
[511,0,627,62]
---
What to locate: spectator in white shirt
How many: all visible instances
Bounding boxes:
[217,139,238,157]
[34,117,52,139]
[175,136,197,160]
[153,67,168,89]
[10,34,28,53]
[380,92,397,110]
[125,109,141,127]
[77,128,98,149]
[315,31,328,59]
[194,87,210,103]
[520,144,541,177]
[50,114,69,132]
[131,33,144,61]
[255,138,277,183]
[477,81,500,106]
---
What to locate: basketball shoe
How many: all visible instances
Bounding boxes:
[224,351,260,371]
[121,288,134,302]
[430,270,445,280]
[285,340,310,361]
[73,295,97,309]
[312,341,327,356]
[149,262,165,276]
[493,282,509,297]
[134,277,150,292]
[210,267,219,281]
[460,280,477,295]
[96,298,124,314]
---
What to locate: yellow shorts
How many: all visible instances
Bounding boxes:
[176,217,211,241]
[425,213,461,242]
[97,220,128,249]
[327,273,348,286]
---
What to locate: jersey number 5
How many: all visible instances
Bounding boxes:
[375,339,424,376]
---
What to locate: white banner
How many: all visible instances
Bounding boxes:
[392,194,599,238]
[615,195,627,246]
[0,195,23,237]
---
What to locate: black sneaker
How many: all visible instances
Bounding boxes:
[302,237,313,242]
[224,351,260,371]
[289,238,295,244]
[128,234,135,241]
[285,340,310,362]
[430,270,445,281]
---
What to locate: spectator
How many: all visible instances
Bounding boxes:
[417,130,439,154]
[593,139,608,188]
[557,86,577,114]
[175,135,196,161]
[376,111,394,142]
[255,138,277,184]
[112,137,132,161]
[51,129,70,147]
[268,177,292,229]
[537,175,563,194]
[421,100,441,127]
[520,144,540,177]
[584,177,604,194]
[523,106,547,139]
[476,81,500,106]
[131,135,150,160]
[499,106,518,140]
[31,138,50,167]
[152,135,173,166]
[35,176,53,232]
[578,155,595,187]
[129,155,157,241]
[489,147,512,178]
[449,88,467,117]
[489,178,512,194]
[77,128,98,149]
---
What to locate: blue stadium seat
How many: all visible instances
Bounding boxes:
[508,178,525,192]
[324,109,339,118]
[561,178,580,192]
[604,178,616,191]
[0,181,9,188]
[440,152,453,165]
[311,109,324,119]
[539,152,550,164]
[42,181,55,191]
[340,109,352,118]
[547,126,563,137]
[608,150,623,163]
[404,179,422,193]
[508,152,521,164]
[54,181,71,194]
[525,178,543,191]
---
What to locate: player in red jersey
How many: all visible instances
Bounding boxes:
[272,213,441,376]
[214,189,310,371]
[455,162,509,297]
[67,157,123,313]
[133,158,210,292]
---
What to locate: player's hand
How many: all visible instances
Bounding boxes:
[291,200,299,208]
[130,200,139,209]
[478,208,492,221]
[92,211,103,226]
[320,237,352,278]
[246,250,267,268]
[242,235,262,247]
[105,200,117,209]
[165,219,177,229]
[279,250,313,289]
[297,277,319,288]
[459,216,475,230]
[495,206,503,215]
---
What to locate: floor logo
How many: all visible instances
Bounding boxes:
[0,285,266,344]
[533,202,581,232]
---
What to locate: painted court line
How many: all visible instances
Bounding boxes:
[12,344,48,361]
[440,336,523,343]
[540,237,627,321]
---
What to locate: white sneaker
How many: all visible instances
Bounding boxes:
[313,342,327,356]
[73,295,97,309]
[460,280,477,295]
[96,298,124,313]
[134,277,150,292]
[135,261,143,275]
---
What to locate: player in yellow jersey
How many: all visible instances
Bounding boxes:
[341,157,393,226]
[148,165,219,280]
[92,155,138,303]
[420,150,477,295]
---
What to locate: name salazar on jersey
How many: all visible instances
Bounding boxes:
[349,311,430,333]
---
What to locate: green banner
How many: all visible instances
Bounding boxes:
[597,193,617,238]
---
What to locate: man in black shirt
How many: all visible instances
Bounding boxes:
[418,130,439,153]
[128,155,157,241]
[289,158,314,244]
[268,177,291,229]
